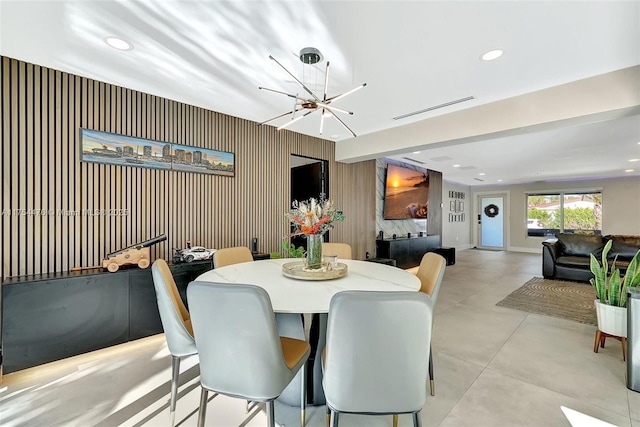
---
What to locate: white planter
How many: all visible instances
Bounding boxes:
[594,299,627,338]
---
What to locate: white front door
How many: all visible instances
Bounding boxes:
[478,195,505,250]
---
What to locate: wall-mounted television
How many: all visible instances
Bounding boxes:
[383,163,429,220]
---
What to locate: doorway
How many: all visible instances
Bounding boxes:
[477,194,507,250]
[290,155,328,249]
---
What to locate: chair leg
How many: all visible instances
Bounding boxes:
[428,345,435,396]
[197,388,208,427]
[266,400,276,427]
[301,362,307,426]
[413,410,423,427]
[393,414,399,427]
[330,410,339,427]
[170,355,181,426]
[326,406,331,427]
[593,330,601,353]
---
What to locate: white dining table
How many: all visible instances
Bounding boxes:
[193,257,421,406]
[193,258,421,313]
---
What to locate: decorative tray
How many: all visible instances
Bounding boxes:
[282,261,348,281]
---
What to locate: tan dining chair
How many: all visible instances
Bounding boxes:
[213,246,254,268]
[151,259,203,426]
[323,290,433,427]
[321,243,352,260]
[188,281,311,427]
[408,252,446,397]
[393,251,446,427]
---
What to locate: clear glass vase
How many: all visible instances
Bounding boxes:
[306,234,323,270]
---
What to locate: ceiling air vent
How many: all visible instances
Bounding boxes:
[401,157,425,164]
[429,156,453,162]
[393,96,475,120]
[474,178,485,182]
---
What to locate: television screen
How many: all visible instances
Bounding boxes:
[383,164,429,220]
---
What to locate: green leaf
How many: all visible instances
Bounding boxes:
[590,253,606,301]
[601,239,613,278]
[609,269,622,306]
[623,249,640,289]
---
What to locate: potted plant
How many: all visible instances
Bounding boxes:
[280,241,305,258]
[590,239,640,338]
[284,198,344,270]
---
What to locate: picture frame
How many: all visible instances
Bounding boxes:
[80,128,235,176]
[171,143,235,176]
[80,128,171,171]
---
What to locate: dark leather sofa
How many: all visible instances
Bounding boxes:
[542,233,640,282]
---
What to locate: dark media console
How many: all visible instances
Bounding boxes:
[375,234,454,269]
[0,260,213,374]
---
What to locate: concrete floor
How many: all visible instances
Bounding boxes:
[1,249,638,426]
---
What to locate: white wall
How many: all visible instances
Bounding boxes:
[471,176,640,252]
[442,180,473,250]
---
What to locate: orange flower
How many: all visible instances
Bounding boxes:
[285,198,344,237]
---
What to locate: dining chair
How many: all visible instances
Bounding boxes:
[390,253,446,426]
[151,259,201,426]
[187,281,311,427]
[213,246,254,268]
[414,252,446,396]
[321,242,353,260]
[212,244,306,411]
[322,290,433,427]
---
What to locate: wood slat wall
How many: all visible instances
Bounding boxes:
[0,56,376,279]
[427,170,443,242]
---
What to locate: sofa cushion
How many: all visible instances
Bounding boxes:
[605,235,640,261]
[555,233,604,258]
[556,255,592,269]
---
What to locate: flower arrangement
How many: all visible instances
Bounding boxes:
[286,198,345,237]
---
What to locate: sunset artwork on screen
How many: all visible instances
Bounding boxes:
[383,164,429,220]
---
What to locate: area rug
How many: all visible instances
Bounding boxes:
[496,277,597,326]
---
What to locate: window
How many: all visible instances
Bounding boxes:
[526,191,602,237]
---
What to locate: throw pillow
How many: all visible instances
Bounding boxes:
[555,233,604,257]
[605,235,640,261]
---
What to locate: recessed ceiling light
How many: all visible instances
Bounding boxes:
[479,172,486,176]
[413,151,420,154]
[630,159,639,162]
[481,49,503,61]
[497,179,503,182]
[625,169,634,173]
[104,36,133,51]
[453,164,460,168]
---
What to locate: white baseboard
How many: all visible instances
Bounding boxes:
[507,246,542,254]
[447,244,539,253]
[452,244,474,251]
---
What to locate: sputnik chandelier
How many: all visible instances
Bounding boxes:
[258,47,366,137]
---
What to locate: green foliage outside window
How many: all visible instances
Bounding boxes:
[563,207,598,231]
[526,191,601,235]
[527,208,555,228]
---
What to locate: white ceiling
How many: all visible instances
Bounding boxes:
[1,1,639,186]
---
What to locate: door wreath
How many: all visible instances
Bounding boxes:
[484,204,499,218]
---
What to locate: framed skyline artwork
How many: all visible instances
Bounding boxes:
[80,129,235,176]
